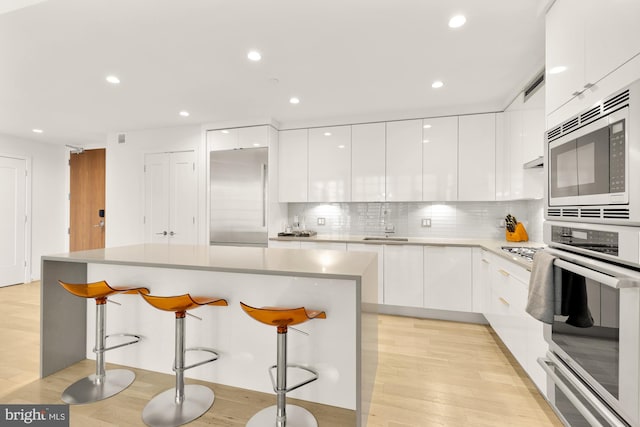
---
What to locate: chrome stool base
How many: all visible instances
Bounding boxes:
[61,369,135,405]
[142,384,214,427]
[247,405,318,427]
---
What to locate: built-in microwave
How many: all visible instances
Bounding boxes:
[546,80,640,225]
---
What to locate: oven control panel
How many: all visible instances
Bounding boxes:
[551,225,619,256]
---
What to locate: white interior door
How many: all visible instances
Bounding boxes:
[0,156,26,286]
[144,153,170,243]
[144,151,196,244]
[169,151,196,244]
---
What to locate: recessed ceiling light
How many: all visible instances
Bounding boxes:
[338,145,345,149]
[247,50,262,61]
[432,81,444,89]
[324,132,332,136]
[289,97,300,104]
[179,111,190,117]
[448,15,466,28]
[253,143,261,147]
[221,130,230,134]
[106,75,120,84]
[549,66,567,75]
[32,128,43,133]
[423,124,432,129]
[423,139,430,144]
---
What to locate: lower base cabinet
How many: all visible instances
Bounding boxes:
[481,251,547,393]
[384,245,424,307]
[347,243,384,304]
[424,246,473,312]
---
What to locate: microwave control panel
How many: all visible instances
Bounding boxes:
[610,119,626,193]
[551,225,619,256]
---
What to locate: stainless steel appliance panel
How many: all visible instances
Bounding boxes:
[210,148,268,247]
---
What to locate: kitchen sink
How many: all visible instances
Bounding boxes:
[363,237,409,242]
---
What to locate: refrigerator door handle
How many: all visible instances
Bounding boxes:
[261,163,267,227]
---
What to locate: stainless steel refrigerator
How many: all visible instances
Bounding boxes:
[210,148,268,247]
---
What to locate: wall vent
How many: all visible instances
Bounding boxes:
[118,133,126,144]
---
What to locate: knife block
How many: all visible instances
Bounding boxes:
[506,222,528,242]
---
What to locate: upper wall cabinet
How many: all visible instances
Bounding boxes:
[208,125,270,151]
[458,114,496,201]
[422,116,458,201]
[352,123,386,202]
[308,126,351,202]
[386,120,423,201]
[278,129,308,202]
[546,0,640,114]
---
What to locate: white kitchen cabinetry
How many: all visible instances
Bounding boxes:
[422,116,458,201]
[458,113,496,201]
[384,245,423,307]
[347,243,384,304]
[308,126,351,202]
[278,129,308,202]
[386,120,423,201]
[423,246,472,312]
[482,252,547,393]
[268,240,301,249]
[144,151,197,245]
[208,125,269,151]
[299,241,347,251]
[498,90,544,200]
[351,123,386,202]
[546,0,640,114]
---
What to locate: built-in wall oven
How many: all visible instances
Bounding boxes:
[541,222,640,426]
[546,79,640,225]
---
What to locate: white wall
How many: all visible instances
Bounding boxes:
[105,125,205,247]
[0,133,67,280]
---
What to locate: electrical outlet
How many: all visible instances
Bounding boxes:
[317,217,326,226]
[421,218,431,227]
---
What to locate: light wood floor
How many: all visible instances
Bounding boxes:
[0,282,562,426]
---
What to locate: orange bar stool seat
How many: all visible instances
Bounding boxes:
[140,293,227,427]
[57,280,149,405]
[240,302,326,427]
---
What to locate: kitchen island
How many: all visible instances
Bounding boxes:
[41,244,377,426]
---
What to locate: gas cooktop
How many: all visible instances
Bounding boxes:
[501,246,544,262]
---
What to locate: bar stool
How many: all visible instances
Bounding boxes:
[57,280,150,405]
[140,293,227,427]
[240,302,326,427]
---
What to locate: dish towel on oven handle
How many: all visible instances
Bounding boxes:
[526,250,560,324]
[561,269,594,328]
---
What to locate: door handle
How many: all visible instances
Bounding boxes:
[93,220,105,228]
[156,231,168,236]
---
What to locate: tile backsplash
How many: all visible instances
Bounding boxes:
[287,199,544,242]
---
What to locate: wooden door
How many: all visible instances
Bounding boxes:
[0,156,27,286]
[69,149,105,251]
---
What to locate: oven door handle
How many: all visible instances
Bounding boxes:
[538,354,627,427]
[546,247,640,289]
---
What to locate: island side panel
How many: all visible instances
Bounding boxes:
[86,263,359,411]
[360,256,379,427]
[40,259,87,377]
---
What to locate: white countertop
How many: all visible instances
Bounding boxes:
[43,243,377,279]
[270,235,545,271]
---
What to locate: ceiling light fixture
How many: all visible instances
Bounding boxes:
[247,50,262,61]
[423,139,430,144]
[423,124,432,129]
[324,132,332,136]
[448,15,466,28]
[338,145,345,149]
[289,97,300,104]
[32,128,43,133]
[179,111,190,117]
[105,75,120,84]
[432,80,444,89]
[253,143,261,147]
[549,66,567,75]
[221,130,230,134]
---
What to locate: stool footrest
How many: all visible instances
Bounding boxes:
[93,333,142,354]
[268,364,319,393]
[174,347,220,372]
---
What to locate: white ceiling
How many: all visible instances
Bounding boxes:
[0,0,547,146]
